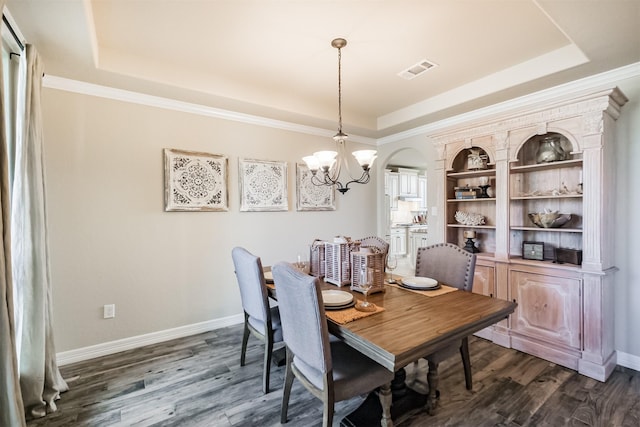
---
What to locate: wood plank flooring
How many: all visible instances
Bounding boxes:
[27,324,640,427]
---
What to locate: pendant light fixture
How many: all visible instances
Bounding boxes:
[303,38,377,194]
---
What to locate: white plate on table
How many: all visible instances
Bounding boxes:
[400,276,439,290]
[324,300,356,311]
[322,290,354,307]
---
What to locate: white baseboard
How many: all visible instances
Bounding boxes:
[56,314,244,366]
[57,314,640,374]
[617,351,640,372]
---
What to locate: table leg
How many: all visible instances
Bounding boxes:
[426,359,440,415]
[378,382,393,427]
[272,347,286,367]
[340,368,427,426]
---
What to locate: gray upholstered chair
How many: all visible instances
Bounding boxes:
[415,243,477,396]
[358,235,390,268]
[232,246,283,394]
[272,262,394,427]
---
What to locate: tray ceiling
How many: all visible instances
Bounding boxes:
[6,0,640,138]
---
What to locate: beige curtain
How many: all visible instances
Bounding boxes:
[0,1,28,426]
[12,44,68,419]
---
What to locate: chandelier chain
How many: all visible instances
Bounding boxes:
[337,45,342,134]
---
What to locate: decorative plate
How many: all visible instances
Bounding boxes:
[322,290,354,307]
[401,276,439,289]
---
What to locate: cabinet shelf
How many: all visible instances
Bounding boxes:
[510,226,582,233]
[447,224,496,229]
[447,169,496,179]
[508,256,583,272]
[448,198,496,203]
[511,194,582,200]
[510,159,583,173]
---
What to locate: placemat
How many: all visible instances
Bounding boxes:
[325,305,385,325]
[387,282,458,297]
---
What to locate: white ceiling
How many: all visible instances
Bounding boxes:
[5,0,640,138]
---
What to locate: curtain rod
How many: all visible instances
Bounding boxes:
[2,14,24,51]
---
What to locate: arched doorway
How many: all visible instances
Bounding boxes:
[383,148,428,273]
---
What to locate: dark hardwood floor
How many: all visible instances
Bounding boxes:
[27,324,639,426]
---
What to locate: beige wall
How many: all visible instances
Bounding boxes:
[42,89,377,352]
[43,72,640,364]
[612,76,640,360]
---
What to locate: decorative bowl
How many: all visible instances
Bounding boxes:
[528,212,572,228]
[455,211,485,226]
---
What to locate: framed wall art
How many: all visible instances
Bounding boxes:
[164,148,229,212]
[296,163,335,211]
[239,158,288,212]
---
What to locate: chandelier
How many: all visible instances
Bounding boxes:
[303,38,377,194]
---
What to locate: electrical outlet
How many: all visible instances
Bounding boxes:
[103,304,115,319]
[431,206,438,216]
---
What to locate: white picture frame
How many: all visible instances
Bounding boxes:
[296,163,336,211]
[164,148,229,212]
[239,158,288,212]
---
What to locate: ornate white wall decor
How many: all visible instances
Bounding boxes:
[239,158,288,212]
[164,148,228,212]
[296,163,336,211]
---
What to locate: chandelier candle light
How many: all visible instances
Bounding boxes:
[303,38,377,194]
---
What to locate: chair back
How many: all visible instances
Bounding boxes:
[358,236,389,255]
[415,243,476,291]
[358,236,390,269]
[232,247,270,324]
[272,262,331,374]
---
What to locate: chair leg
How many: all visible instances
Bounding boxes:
[240,316,250,366]
[263,333,274,394]
[281,349,294,424]
[460,337,472,390]
[322,392,334,427]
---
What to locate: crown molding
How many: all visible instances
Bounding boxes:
[42,75,376,145]
[43,62,639,148]
[377,61,640,145]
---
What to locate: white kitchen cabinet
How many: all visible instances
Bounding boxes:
[389,228,407,256]
[385,171,399,210]
[418,175,427,209]
[408,231,428,262]
[398,168,418,197]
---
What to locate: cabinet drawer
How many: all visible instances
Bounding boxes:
[510,270,581,349]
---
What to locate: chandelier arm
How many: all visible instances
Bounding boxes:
[310,170,340,188]
[337,170,371,193]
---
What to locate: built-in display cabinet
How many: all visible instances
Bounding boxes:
[430,88,627,381]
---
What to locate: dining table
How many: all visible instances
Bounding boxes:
[265,268,517,426]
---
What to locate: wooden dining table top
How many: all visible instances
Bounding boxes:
[267,272,517,373]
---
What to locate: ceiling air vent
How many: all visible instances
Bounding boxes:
[397,59,438,80]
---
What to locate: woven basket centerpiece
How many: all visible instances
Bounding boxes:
[309,239,326,278]
[350,249,385,294]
